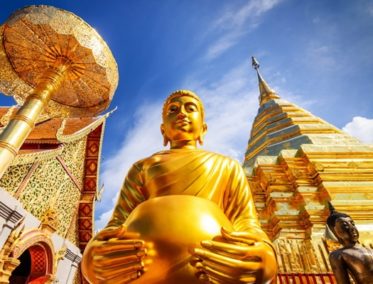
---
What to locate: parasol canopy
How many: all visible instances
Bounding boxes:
[0,5,118,117]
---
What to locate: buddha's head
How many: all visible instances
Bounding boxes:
[327,203,359,247]
[161,90,207,149]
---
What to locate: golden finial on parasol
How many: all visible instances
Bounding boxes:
[0,5,118,178]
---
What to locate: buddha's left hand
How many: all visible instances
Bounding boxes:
[191,228,277,284]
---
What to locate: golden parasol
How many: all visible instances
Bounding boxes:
[0,5,118,178]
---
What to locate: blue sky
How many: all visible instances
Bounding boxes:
[1,0,373,229]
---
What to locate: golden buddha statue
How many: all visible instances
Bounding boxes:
[82,90,277,283]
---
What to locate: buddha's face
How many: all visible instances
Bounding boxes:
[334,216,359,246]
[161,95,207,145]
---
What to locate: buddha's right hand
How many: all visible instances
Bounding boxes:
[82,224,147,284]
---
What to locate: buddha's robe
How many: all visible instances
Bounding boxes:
[108,149,267,241]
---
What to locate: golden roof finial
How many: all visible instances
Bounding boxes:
[251,56,280,106]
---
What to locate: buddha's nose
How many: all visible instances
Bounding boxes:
[177,111,187,118]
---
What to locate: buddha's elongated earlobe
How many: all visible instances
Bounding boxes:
[163,134,169,147]
[160,124,169,147]
[198,123,207,146]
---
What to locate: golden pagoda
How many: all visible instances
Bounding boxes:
[245,57,373,282]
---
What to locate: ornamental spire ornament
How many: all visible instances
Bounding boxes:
[251,56,280,106]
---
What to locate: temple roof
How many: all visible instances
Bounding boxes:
[243,61,361,171]
[0,107,106,144]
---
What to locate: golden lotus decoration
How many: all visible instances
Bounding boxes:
[0,5,118,178]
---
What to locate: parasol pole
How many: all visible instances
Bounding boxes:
[0,57,70,178]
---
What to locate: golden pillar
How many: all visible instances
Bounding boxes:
[0,59,69,176]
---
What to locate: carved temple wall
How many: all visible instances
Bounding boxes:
[0,137,87,245]
[0,112,106,284]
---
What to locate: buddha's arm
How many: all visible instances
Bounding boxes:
[329,252,350,284]
[82,164,147,284]
[192,160,277,283]
[108,162,147,226]
[223,161,269,240]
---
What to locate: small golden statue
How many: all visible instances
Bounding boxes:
[82,90,277,283]
[327,202,373,284]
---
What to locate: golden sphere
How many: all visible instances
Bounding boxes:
[124,195,233,284]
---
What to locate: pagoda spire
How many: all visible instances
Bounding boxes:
[244,57,361,170]
[251,57,280,106]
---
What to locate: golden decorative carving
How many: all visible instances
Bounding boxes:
[5,228,56,283]
[53,246,67,278]
[0,219,24,284]
[0,132,86,243]
[13,161,41,199]
[41,207,59,233]
[57,156,83,193]
[17,144,82,239]
[11,145,64,166]
[0,163,32,195]
[11,229,53,260]
[65,203,80,245]
[0,106,17,128]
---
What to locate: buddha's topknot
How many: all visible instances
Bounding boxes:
[326,201,350,229]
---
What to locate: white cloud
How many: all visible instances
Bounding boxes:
[342,116,373,143]
[365,1,373,16]
[212,0,283,30]
[95,64,260,230]
[94,209,114,233]
[205,33,241,60]
[312,17,321,24]
[205,0,283,60]
[188,64,258,160]
[304,42,338,71]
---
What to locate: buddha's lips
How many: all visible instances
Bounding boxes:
[175,119,190,125]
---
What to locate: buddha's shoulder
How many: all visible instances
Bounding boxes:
[329,249,344,263]
[329,247,357,261]
[130,151,169,169]
[197,150,240,165]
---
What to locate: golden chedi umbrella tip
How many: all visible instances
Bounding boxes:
[251,56,279,106]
